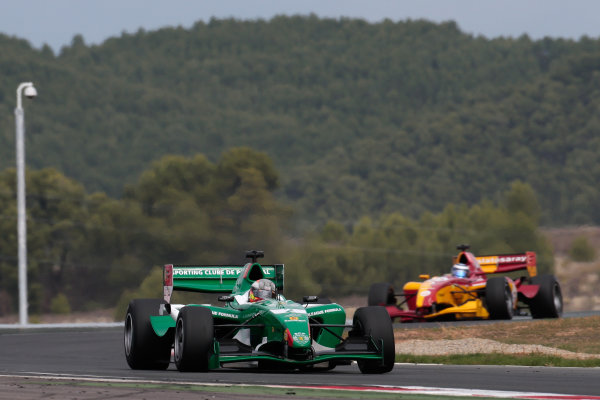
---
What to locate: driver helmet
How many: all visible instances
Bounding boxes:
[451,263,470,278]
[249,279,276,302]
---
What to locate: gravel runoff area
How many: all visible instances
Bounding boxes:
[396,338,600,360]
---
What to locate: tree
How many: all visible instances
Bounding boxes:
[504,181,541,224]
[569,236,596,262]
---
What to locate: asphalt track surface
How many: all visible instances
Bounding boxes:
[0,326,599,397]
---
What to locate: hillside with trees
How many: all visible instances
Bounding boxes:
[0,16,599,228]
[0,16,596,316]
[0,152,551,316]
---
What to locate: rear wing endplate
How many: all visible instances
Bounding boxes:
[163,263,284,303]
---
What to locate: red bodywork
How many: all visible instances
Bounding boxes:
[382,250,540,322]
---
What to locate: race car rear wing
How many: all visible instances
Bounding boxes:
[474,252,537,277]
[163,263,284,302]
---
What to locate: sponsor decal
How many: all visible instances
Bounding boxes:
[211,310,238,319]
[285,314,306,322]
[478,255,527,265]
[293,332,310,345]
[477,256,497,265]
[419,290,431,297]
[173,266,275,278]
[498,256,526,263]
[307,307,343,317]
[174,267,241,277]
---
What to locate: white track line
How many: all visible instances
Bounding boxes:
[1,373,598,399]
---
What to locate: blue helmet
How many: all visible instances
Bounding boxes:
[451,263,469,278]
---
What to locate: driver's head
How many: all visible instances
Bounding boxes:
[451,263,470,278]
[249,279,276,302]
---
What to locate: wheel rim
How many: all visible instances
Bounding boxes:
[124,313,133,357]
[505,288,513,314]
[174,318,184,363]
[553,284,563,314]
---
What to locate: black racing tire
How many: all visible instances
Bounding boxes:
[529,274,563,319]
[353,306,395,374]
[486,277,514,320]
[124,299,172,370]
[174,306,214,372]
[367,283,396,306]
[316,296,332,304]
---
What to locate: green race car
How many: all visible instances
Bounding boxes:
[124,250,395,373]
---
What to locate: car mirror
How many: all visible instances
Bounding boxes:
[218,295,235,302]
[302,296,319,303]
[419,274,430,280]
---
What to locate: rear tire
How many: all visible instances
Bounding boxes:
[174,306,214,372]
[124,299,172,370]
[529,274,563,318]
[353,306,395,374]
[316,296,332,304]
[486,277,514,320]
[368,283,396,306]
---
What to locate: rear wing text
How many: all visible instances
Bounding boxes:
[163,263,284,303]
[475,252,537,276]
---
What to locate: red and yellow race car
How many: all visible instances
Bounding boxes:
[368,245,563,322]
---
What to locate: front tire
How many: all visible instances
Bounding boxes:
[368,283,396,306]
[353,306,395,374]
[124,299,172,370]
[174,306,214,372]
[529,274,563,318]
[486,277,514,320]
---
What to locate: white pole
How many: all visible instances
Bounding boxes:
[15,82,34,326]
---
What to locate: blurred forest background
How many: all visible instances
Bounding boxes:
[0,16,598,317]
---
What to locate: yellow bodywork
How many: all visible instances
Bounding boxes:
[404,280,490,320]
[403,281,421,291]
[424,298,490,320]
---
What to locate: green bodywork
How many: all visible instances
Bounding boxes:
[168,263,284,293]
[150,261,384,369]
